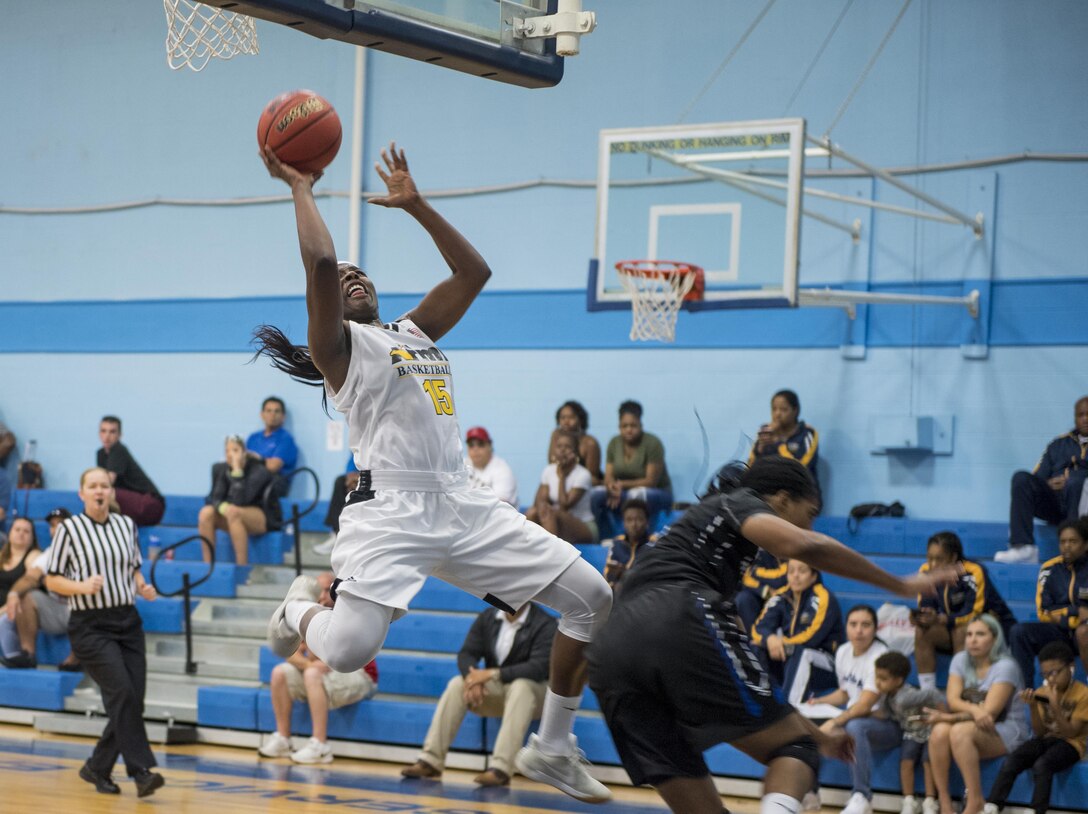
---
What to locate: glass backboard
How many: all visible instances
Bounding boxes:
[588,119,807,311]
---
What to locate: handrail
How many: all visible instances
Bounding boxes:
[282,467,321,577]
[282,466,321,519]
[147,534,215,675]
[149,534,216,595]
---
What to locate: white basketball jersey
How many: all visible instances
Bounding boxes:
[329,318,465,474]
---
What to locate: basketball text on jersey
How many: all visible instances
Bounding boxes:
[389,344,450,377]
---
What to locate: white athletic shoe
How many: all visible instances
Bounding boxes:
[312,532,337,556]
[993,544,1037,564]
[842,792,873,814]
[257,732,293,758]
[514,734,612,803]
[267,575,320,658]
[900,795,922,814]
[290,737,333,764]
[981,804,1000,814]
[802,791,822,812]
[921,797,940,814]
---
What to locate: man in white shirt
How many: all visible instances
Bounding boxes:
[401,604,557,786]
[465,426,519,506]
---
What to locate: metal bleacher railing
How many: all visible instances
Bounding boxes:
[148,534,215,676]
[281,467,320,576]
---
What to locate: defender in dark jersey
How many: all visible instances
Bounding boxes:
[587,458,956,814]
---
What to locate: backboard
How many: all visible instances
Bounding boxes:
[588,118,807,312]
[197,0,568,87]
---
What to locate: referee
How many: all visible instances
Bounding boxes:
[44,467,165,798]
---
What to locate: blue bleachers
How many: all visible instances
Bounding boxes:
[142,561,248,598]
[0,668,83,711]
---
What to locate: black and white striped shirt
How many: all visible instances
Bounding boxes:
[45,513,142,611]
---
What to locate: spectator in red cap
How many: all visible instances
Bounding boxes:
[466,427,519,507]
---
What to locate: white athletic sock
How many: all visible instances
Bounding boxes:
[286,599,320,633]
[762,792,802,814]
[918,672,937,691]
[536,689,582,756]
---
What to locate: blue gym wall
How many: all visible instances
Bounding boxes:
[1,1,1085,522]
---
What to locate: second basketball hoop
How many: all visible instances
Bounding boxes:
[615,260,704,343]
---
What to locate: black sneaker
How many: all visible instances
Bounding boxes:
[134,770,165,798]
[1,650,37,669]
[79,763,121,795]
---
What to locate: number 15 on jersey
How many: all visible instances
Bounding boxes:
[422,378,454,415]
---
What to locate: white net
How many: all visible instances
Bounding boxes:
[616,261,699,343]
[163,0,259,72]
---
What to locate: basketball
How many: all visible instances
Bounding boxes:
[257,90,342,174]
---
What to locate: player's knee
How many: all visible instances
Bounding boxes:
[322,645,373,674]
[766,737,819,774]
[560,576,612,640]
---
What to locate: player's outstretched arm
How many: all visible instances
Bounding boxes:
[260,147,350,390]
[369,142,491,341]
[740,513,958,599]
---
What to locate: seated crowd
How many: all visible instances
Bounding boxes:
[0,392,1086,814]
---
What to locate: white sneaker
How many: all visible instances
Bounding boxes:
[312,532,337,556]
[982,804,1000,814]
[291,737,333,764]
[994,545,1037,564]
[514,733,612,803]
[922,798,940,814]
[802,791,822,812]
[267,575,320,658]
[900,795,921,814]
[257,732,292,758]
[842,792,872,814]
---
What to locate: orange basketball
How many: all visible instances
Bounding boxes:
[257,90,342,174]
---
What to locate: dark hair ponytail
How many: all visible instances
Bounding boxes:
[705,457,819,505]
[251,325,330,411]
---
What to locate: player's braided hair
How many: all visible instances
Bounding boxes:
[706,457,819,505]
[251,324,330,412]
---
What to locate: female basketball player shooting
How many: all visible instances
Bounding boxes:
[254,143,613,803]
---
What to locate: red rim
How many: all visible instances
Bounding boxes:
[615,259,702,278]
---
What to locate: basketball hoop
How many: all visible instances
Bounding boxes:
[163,0,259,72]
[615,260,703,343]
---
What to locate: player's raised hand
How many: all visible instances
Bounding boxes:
[260,146,323,188]
[370,142,420,209]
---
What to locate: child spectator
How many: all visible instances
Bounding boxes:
[984,641,1088,814]
[736,549,788,630]
[526,430,596,543]
[602,498,658,593]
[547,401,603,485]
[1010,518,1088,684]
[751,559,843,704]
[873,650,944,814]
[914,531,1017,691]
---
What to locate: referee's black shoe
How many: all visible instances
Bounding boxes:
[134,769,165,798]
[79,763,120,794]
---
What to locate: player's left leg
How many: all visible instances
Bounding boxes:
[515,556,613,802]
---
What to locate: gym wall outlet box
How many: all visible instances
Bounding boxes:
[870,415,954,455]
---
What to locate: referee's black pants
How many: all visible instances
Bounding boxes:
[69,605,156,777]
